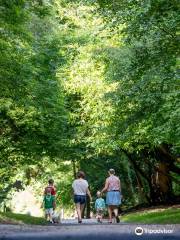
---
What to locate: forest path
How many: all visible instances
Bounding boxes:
[0,222,179,240]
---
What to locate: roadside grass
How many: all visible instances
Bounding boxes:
[0,212,47,225]
[121,207,180,224]
[1,207,179,225]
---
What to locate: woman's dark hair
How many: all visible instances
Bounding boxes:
[76,171,85,179]
[48,179,54,184]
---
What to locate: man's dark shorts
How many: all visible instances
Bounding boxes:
[74,195,86,204]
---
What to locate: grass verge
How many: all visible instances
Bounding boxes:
[121,207,180,224]
[0,212,47,225]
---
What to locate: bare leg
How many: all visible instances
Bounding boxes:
[96,211,100,222]
[99,213,103,222]
[80,203,85,221]
[113,206,120,223]
[75,203,81,222]
[49,212,53,223]
[108,206,113,223]
[113,207,118,217]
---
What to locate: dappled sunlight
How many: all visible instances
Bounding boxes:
[0,0,179,227]
[11,187,43,217]
[143,208,167,214]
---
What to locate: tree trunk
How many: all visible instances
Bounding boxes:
[151,162,173,203]
[86,195,91,218]
[122,148,174,204]
[121,150,151,204]
[72,160,76,179]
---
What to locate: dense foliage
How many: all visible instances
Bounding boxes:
[96,0,180,204]
[0,0,179,213]
[0,0,67,199]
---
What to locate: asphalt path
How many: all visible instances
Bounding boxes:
[0,223,179,240]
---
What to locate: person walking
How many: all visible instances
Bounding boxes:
[44,179,56,196]
[95,191,106,223]
[72,171,92,223]
[43,188,56,223]
[101,169,121,223]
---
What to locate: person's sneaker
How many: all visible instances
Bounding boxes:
[78,220,82,224]
[116,216,120,223]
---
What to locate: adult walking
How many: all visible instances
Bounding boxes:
[101,169,121,223]
[72,171,92,223]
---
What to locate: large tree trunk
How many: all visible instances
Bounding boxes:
[151,162,173,204]
[156,144,180,174]
[149,144,180,203]
[121,150,151,204]
[122,148,176,205]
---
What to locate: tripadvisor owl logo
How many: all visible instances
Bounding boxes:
[135,227,144,236]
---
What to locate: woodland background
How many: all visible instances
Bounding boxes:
[0,0,179,217]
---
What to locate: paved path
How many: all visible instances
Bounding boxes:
[61,218,113,224]
[0,221,179,240]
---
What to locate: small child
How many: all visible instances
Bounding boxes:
[43,188,56,223]
[95,191,106,223]
[44,179,56,196]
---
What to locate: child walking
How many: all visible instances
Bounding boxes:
[44,179,56,196]
[43,188,56,223]
[95,191,106,223]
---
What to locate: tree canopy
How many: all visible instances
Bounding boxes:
[0,0,179,212]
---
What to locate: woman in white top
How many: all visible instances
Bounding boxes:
[72,171,92,223]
